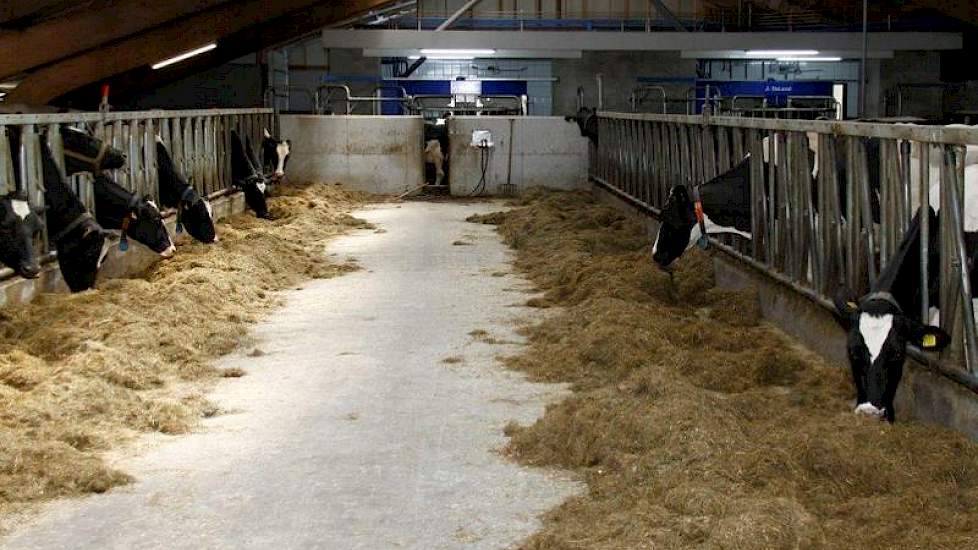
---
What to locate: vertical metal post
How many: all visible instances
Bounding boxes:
[859,0,868,117]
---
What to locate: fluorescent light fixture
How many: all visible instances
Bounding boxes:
[152,43,217,70]
[419,49,495,56]
[409,55,475,60]
[777,57,842,62]
[746,50,818,57]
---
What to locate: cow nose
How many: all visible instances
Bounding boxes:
[19,263,41,279]
[212,234,219,243]
[854,402,885,418]
[160,245,177,259]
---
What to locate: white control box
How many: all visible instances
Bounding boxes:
[471,129,493,148]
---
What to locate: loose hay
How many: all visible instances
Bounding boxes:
[0,182,368,523]
[475,189,978,549]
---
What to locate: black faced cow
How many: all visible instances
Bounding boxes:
[92,174,175,257]
[60,126,126,176]
[0,191,43,279]
[230,130,270,219]
[261,128,291,181]
[833,207,951,422]
[155,137,217,244]
[564,107,598,146]
[39,141,106,292]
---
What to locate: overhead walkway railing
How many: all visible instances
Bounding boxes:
[0,108,273,275]
[589,111,978,391]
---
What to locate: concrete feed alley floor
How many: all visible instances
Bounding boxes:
[2,200,581,550]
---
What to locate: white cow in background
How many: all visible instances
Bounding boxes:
[424,139,445,186]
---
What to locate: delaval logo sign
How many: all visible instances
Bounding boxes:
[696,80,833,109]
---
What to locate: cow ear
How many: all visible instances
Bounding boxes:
[911,323,952,352]
[263,128,271,138]
[832,287,858,328]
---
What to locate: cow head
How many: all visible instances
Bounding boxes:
[92,174,174,257]
[564,107,598,146]
[155,137,217,244]
[230,130,270,219]
[60,126,126,176]
[651,185,698,268]
[831,206,950,422]
[262,128,291,181]
[0,192,43,278]
[833,291,949,422]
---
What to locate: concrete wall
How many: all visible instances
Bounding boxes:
[448,116,588,195]
[591,182,978,440]
[553,51,696,116]
[279,115,424,194]
[0,191,246,307]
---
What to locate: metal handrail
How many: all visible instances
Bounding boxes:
[629,85,666,114]
[589,110,978,390]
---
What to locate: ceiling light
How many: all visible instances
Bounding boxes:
[152,43,217,70]
[746,50,818,57]
[409,55,476,60]
[419,49,495,56]
[777,57,842,62]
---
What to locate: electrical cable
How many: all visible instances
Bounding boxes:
[467,139,491,197]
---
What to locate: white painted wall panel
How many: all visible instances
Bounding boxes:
[448,116,587,195]
[279,115,424,194]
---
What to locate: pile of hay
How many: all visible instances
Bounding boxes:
[479,189,978,549]
[0,182,368,522]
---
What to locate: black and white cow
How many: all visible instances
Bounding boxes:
[155,137,217,244]
[0,191,43,279]
[565,107,599,146]
[261,128,291,181]
[230,130,270,219]
[39,141,106,292]
[60,126,126,175]
[92,174,175,257]
[833,207,951,422]
[650,137,881,268]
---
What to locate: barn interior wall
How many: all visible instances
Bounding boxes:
[879,50,945,119]
[552,51,696,115]
[417,0,699,18]
[447,116,588,195]
[119,57,264,111]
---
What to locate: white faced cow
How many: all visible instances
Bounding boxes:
[230,130,270,219]
[0,191,43,279]
[261,128,291,181]
[424,139,445,186]
[833,207,951,422]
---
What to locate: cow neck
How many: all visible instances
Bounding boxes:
[93,176,140,228]
[50,211,93,243]
[63,140,109,171]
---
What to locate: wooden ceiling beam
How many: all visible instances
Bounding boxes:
[0,0,233,81]
[55,0,394,108]
[6,0,393,105]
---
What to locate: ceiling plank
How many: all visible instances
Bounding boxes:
[0,1,80,27]
[7,0,393,105]
[0,0,232,81]
[55,0,395,108]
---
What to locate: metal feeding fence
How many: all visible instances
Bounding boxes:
[0,107,274,275]
[589,112,978,391]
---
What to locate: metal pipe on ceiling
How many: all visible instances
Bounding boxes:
[436,0,486,31]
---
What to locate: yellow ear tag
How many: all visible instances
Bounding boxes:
[847,301,858,311]
[922,334,937,348]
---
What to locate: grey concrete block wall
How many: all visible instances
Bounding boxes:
[553,51,696,115]
[448,116,588,195]
[278,115,424,194]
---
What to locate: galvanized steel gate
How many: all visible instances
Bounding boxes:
[590,111,978,391]
[0,108,275,276]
